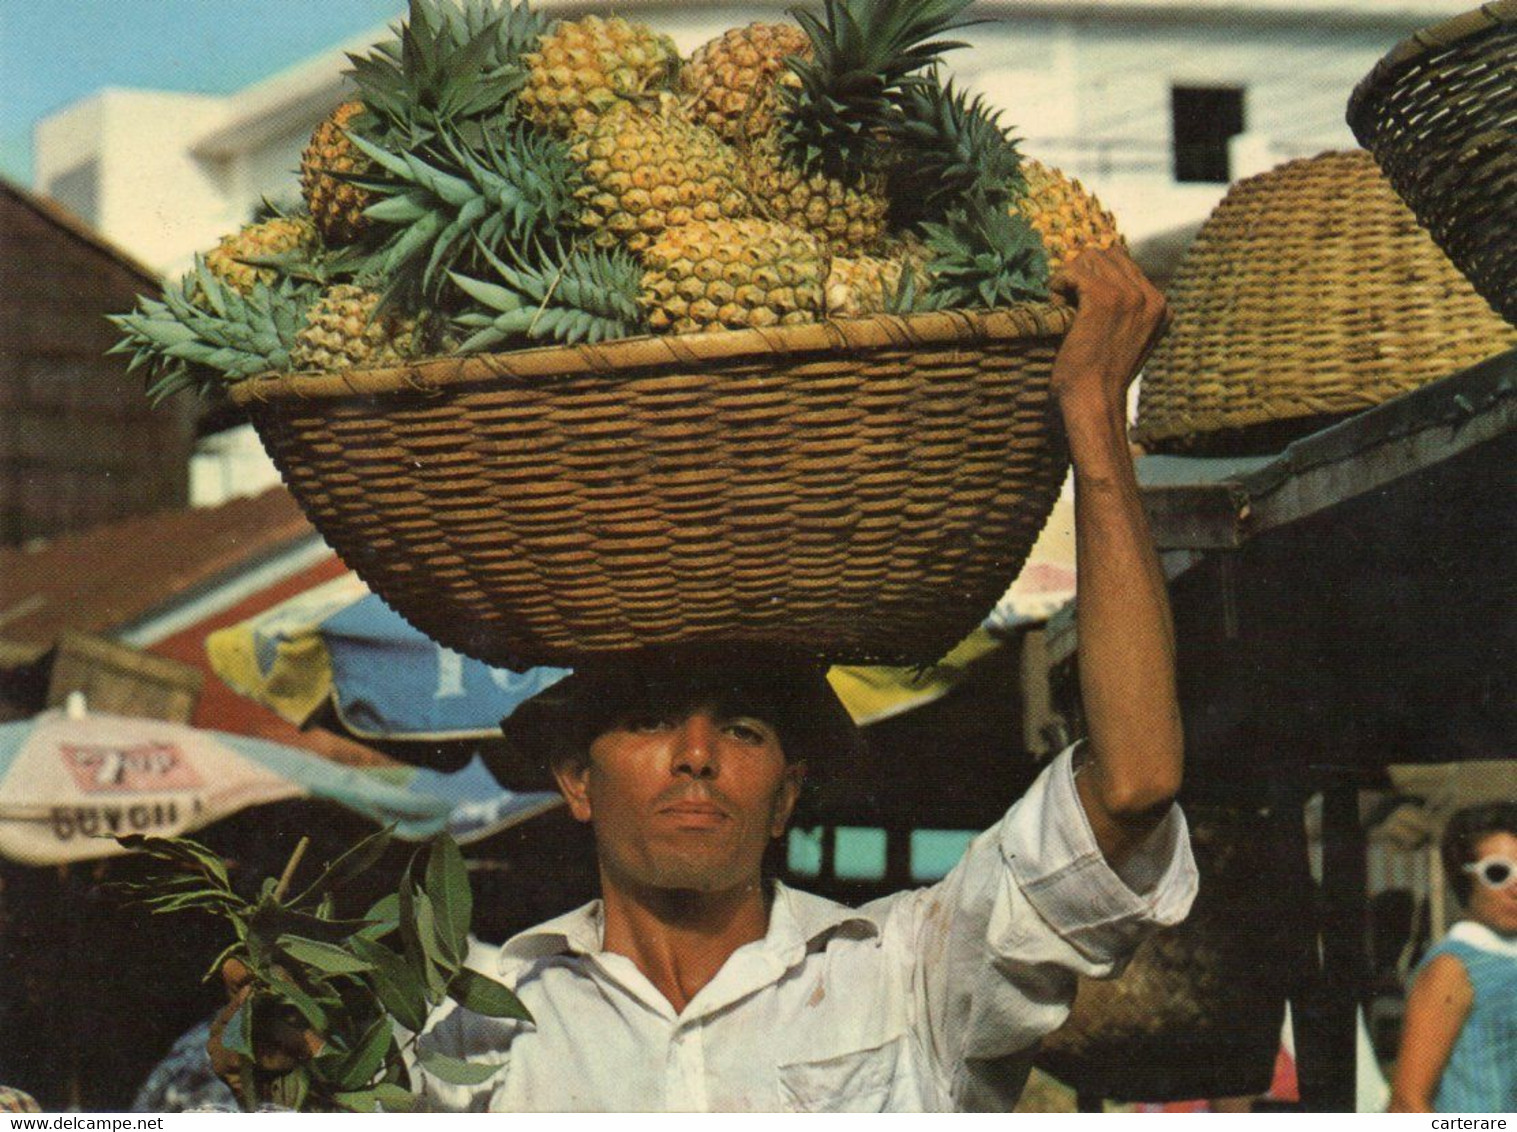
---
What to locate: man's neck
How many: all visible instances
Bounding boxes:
[599,874,772,1014]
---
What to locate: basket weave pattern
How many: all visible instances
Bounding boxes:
[232,306,1074,669]
[1348,1,1517,326]
[1135,150,1516,451]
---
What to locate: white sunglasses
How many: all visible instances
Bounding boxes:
[1462,855,1516,890]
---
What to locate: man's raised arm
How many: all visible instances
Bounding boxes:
[1050,248,1182,869]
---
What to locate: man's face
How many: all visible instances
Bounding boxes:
[553,701,804,896]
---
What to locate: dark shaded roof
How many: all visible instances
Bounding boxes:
[0,177,162,288]
[0,488,314,666]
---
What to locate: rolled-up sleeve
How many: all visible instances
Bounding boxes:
[1001,742,1196,967]
[886,743,1197,1105]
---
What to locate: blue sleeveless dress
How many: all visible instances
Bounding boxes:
[1415,922,1517,1113]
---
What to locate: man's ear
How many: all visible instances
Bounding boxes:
[552,759,593,823]
[770,762,806,838]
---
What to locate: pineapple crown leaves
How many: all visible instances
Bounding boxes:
[348,0,543,142]
[889,73,1026,228]
[450,239,648,348]
[114,829,530,1112]
[920,196,1051,309]
[345,126,583,300]
[780,0,983,177]
[107,261,311,403]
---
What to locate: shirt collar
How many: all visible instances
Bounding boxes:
[495,881,880,972]
[1448,919,1517,957]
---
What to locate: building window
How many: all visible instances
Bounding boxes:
[1172,86,1245,184]
[910,829,979,882]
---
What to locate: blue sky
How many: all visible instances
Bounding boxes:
[0,0,404,184]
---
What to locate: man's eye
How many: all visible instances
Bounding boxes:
[725,721,774,745]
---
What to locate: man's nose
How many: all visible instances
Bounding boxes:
[671,712,720,778]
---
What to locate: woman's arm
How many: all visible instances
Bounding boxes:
[1389,953,1474,1112]
[1049,249,1182,868]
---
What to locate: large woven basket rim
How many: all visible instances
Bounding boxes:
[229,303,1073,406]
[1348,0,1517,133]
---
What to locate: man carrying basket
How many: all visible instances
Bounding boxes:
[214,246,1195,1111]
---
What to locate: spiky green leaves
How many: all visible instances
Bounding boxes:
[107,261,312,402]
[348,126,583,302]
[349,0,545,145]
[782,0,980,179]
[451,242,647,348]
[890,74,1025,228]
[921,198,1050,308]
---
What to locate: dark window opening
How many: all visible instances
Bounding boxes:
[1172,86,1245,184]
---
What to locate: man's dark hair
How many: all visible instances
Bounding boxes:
[496,645,862,784]
[1441,801,1517,904]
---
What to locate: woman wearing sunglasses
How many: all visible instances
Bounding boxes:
[1390,802,1517,1113]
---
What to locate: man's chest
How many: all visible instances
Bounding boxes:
[490,951,924,1111]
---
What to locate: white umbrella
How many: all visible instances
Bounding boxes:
[0,699,558,865]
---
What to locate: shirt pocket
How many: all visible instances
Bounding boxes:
[777,1035,903,1113]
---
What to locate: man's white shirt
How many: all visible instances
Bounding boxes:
[412,745,1198,1111]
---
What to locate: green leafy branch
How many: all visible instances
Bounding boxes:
[113,829,530,1112]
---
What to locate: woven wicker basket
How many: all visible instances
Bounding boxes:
[1348,1,1517,327]
[1134,150,1516,454]
[1036,807,1307,1103]
[230,306,1074,669]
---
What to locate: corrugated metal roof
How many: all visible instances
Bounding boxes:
[0,488,314,666]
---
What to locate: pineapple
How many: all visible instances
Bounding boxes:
[640,218,827,333]
[889,75,1025,229]
[289,284,422,373]
[517,16,680,135]
[680,23,812,143]
[204,217,319,295]
[921,196,1049,309]
[302,101,378,246]
[746,0,981,256]
[108,261,311,402]
[569,97,752,254]
[745,131,889,258]
[1015,158,1125,273]
[301,0,544,246]
[451,243,648,348]
[348,124,583,301]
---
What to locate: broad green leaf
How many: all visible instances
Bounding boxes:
[412,891,454,992]
[349,936,431,1034]
[398,856,448,998]
[321,1014,394,1092]
[264,972,330,1035]
[425,836,471,964]
[265,1065,310,1112]
[447,967,532,1022]
[358,893,400,940]
[277,935,376,976]
[220,999,254,1058]
[417,1049,504,1086]
[335,1082,419,1113]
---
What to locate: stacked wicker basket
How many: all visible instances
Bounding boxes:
[1349,0,1517,327]
[1135,150,1515,454]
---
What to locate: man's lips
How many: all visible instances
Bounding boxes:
[656,799,730,825]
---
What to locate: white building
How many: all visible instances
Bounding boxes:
[31,0,1466,498]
